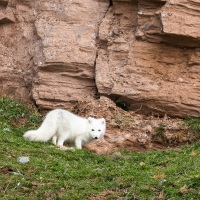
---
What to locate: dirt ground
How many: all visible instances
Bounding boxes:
[62,96,200,154]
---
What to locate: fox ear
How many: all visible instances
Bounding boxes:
[101,118,105,124]
[88,117,93,123]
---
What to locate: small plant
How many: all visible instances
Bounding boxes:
[152,123,167,143]
[114,114,131,126]
[184,118,200,133]
[28,112,42,125]
[155,123,166,135]
[0,96,41,131]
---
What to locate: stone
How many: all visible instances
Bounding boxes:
[2,0,200,117]
[96,0,200,117]
[32,0,110,109]
[0,8,15,23]
[160,0,200,40]
[0,0,9,7]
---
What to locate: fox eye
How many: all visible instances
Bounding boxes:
[98,129,101,132]
[91,129,94,131]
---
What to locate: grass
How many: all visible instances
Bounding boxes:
[0,96,200,199]
[184,118,200,133]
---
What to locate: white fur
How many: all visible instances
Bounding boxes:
[23,109,106,150]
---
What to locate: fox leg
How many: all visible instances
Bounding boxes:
[57,134,68,146]
[52,135,57,145]
[75,137,82,149]
[57,132,74,150]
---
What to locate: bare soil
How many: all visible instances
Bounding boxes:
[60,96,200,154]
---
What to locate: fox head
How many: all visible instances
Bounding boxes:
[88,117,106,140]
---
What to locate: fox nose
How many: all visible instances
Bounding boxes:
[95,137,98,139]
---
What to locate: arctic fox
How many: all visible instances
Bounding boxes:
[23,109,106,150]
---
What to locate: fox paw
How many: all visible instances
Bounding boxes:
[59,146,68,151]
[59,146,75,151]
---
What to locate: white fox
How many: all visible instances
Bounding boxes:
[23,109,106,150]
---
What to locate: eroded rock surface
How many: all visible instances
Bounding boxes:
[96,0,200,117]
[32,0,109,109]
[1,0,200,115]
[0,0,109,108]
[0,0,38,99]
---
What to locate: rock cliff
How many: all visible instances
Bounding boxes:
[1,0,200,118]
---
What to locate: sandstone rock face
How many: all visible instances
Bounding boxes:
[1,0,200,118]
[32,0,109,109]
[0,0,109,108]
[96,0,200,117]
[0,0,38,99]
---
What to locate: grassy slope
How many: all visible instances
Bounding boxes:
[0,97,199,199]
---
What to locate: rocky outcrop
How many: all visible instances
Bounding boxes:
[32,0,110,109]
[0,0,37,99]
[1,0,200,118]
[96,0,200,117]
[0,0,110,108]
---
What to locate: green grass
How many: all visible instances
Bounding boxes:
[184,118,200,133]
[0,97,200,199]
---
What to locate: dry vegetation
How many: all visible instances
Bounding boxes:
[66,96,200,153]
